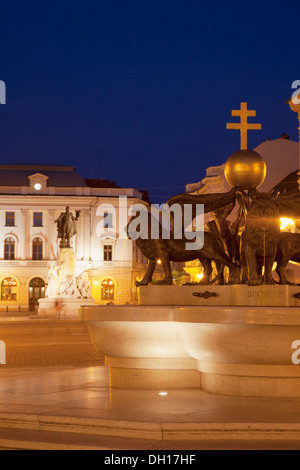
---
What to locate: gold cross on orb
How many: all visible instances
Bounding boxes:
[227,102,262,150]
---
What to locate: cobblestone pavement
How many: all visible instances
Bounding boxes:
[0,320,104,367]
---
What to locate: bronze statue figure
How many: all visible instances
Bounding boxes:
[55,206,81,248]
[237,188,300,286]
[236,188,281,285]
[166,187,237,216]
[276,232,300,285]
[126,209,239,286]
[126,184,300,287]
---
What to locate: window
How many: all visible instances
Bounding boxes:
[103,245,113,262]
[33,212,43,227]
[101,278,115,301]
[104,212,113,229]
[1,277,17,301]
[4,237,15,260]
[32,237,43,260]
[5,212,15,227]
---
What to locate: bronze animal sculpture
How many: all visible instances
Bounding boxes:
[167,187,236,232]
[126,211,239,286]
[128,184,300,286]
[206,210,242,285]
[168,187,240,285]
[276,232,300,285]
[236,188,300,285]
[237,188,281,285]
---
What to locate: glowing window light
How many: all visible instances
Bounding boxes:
[280,218,295,231]
[34,183,42,191]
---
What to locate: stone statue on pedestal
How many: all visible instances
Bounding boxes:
[39,206,94,318]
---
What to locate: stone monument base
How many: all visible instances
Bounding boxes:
[138,284,300,307]
[80,284,300,397]
[39,297,94,320]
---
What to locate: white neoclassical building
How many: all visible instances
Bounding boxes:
[0,163,150,311]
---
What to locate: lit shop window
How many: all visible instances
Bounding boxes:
[1,277,17,301]
[101,279,115,301]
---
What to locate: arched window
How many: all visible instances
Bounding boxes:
[101,278,115,301]
[32,237,43,260]
[1,277,17,301]
[4,237,15,260]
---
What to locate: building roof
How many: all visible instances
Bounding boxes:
[85,179,121,189]
[253,137,299,192]
[0,164,87,187]
[272,170,299,196]
[0,163,146,200]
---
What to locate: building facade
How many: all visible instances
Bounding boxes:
[0,163,150,311]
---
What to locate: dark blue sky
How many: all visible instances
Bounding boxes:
[0,0,299,202]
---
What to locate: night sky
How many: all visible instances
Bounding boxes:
[1,0,299,202]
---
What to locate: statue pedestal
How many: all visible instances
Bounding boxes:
[57,247,76,280]
[38,247,95,319]
[138,284,300,307]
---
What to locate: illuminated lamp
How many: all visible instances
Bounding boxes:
[280,218,295,231]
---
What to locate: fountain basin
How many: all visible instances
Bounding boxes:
[80,304,300,397]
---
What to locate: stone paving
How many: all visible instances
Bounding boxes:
[1,316,300,449]
[0,318,104,368]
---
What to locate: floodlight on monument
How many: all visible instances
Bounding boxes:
[280,218,295,231]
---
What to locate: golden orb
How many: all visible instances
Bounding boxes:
[224,149,266,190]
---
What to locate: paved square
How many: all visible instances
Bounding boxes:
[0,320,104,367]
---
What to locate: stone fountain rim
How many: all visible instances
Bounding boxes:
[79,305,300,326]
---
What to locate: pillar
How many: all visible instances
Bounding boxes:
[82,210,91,261]
[21,209,28,259]
[48,210,56,260]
